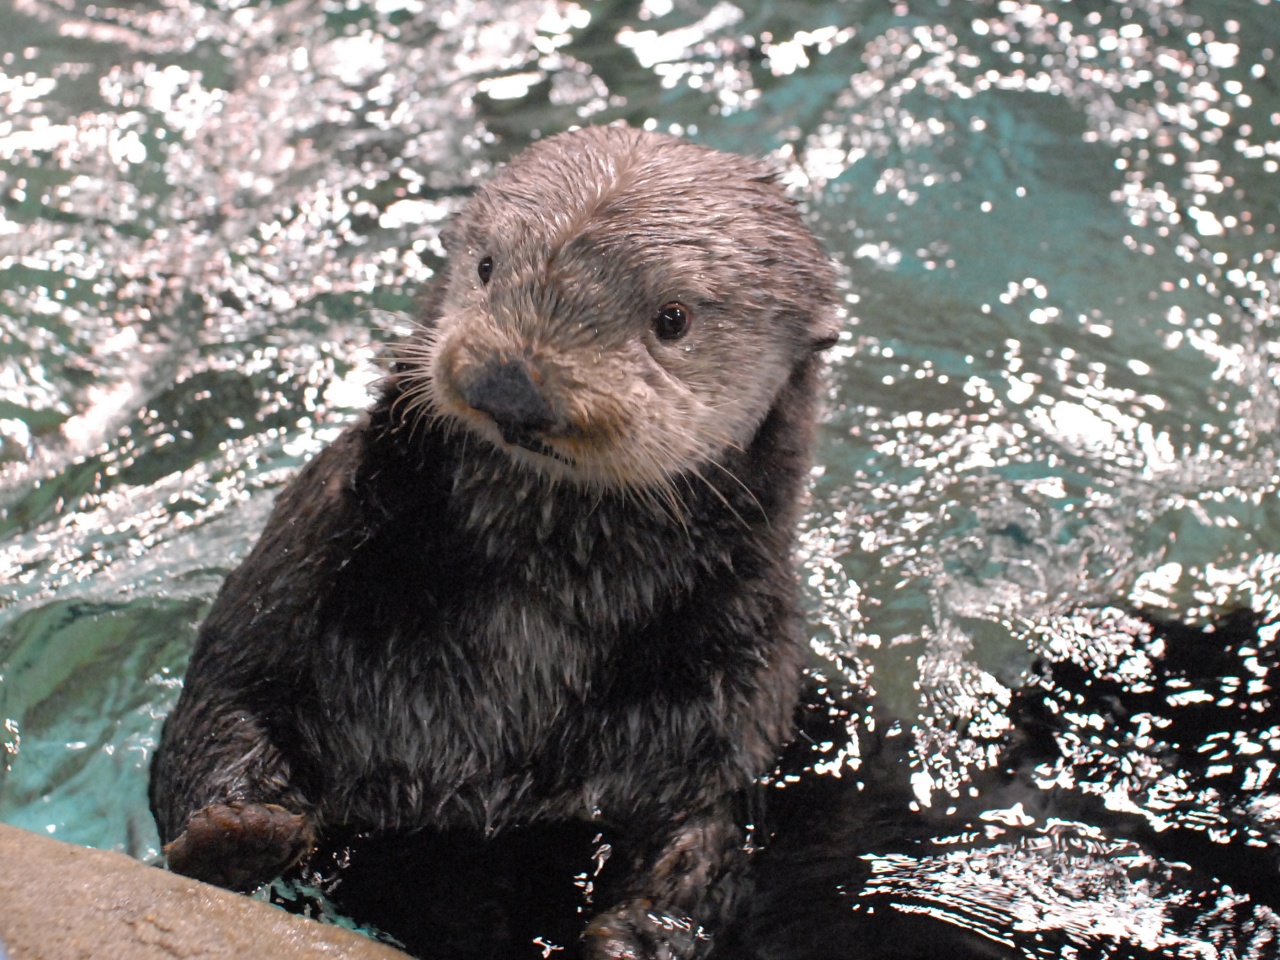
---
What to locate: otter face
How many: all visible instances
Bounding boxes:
[404,126,839,492]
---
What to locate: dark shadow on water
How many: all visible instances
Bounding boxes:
[280,823,606,959]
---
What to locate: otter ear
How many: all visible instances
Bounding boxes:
[811,333,839,352]
[810,308,842,352]
[439,216,462,254]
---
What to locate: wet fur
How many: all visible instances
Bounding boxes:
[150,126,839,958]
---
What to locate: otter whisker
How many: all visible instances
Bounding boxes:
[703,458,767,528]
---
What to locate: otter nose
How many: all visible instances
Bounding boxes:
[461,360,558,445]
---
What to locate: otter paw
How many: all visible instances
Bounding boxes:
[163,801,313,892]
[583,900,709,960]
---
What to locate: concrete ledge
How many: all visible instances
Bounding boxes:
[0,823,411,960]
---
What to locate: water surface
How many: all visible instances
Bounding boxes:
[1,0,1278,956]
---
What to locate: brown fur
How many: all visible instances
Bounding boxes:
[150,126,839,960]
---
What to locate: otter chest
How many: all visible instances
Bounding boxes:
[306,590,607,832]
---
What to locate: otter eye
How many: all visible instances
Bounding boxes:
[478,256,493,284]
[654,301,691,341]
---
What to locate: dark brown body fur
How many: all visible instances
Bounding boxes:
[150,126,838,959]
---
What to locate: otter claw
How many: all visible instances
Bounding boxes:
[163,801,312,892]
[583,900,708,960]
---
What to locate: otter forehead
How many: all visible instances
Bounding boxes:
[449,128,820,341]
[460,128,785,264]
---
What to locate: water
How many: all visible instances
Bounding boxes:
[1,0,1278,955]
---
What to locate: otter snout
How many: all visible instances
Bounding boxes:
[461,359,560,448]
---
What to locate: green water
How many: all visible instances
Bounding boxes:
[0,0,1278,953]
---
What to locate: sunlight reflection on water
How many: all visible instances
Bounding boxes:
[0,0,1278,956]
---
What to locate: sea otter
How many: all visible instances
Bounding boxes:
[149,125,840,959]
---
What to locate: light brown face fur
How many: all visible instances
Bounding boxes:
[400,125,839,492]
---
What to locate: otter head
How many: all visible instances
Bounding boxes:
[407,126,839,491]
